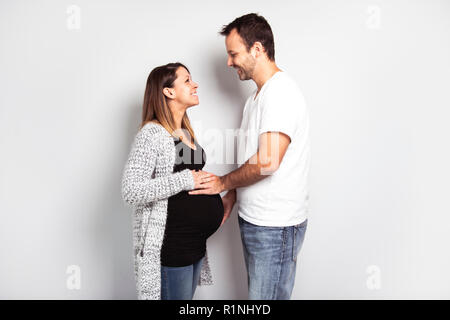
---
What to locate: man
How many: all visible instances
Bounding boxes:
[189,13,310,300]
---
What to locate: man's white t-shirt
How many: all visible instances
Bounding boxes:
[236,71,310,227]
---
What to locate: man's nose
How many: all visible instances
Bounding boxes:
[227,57,233,67]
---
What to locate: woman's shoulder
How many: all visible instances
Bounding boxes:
[137,121,174,150]
[139,121,168,136]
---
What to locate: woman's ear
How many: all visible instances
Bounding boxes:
[163,87,175,99]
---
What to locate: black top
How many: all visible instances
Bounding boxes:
[160,138,224,267]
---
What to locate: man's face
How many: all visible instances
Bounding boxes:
[225,28,256,81]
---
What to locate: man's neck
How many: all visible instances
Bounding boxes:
[253,62,281,95]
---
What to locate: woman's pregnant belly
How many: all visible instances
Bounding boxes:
[161,192,224,266]
[166,191,224,239]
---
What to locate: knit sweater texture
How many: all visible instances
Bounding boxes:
[121,121,213,300]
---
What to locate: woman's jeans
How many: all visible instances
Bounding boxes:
[160,256,204,300]
[238,216,308,300]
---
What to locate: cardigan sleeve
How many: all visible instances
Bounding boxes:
[121,128,195,206]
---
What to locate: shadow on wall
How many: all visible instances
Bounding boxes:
[109,54,252,299]
[211,52,251,116]
[195,53,251,299]
[103,102,141,299]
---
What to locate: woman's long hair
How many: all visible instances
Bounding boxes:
[140,62,196,144]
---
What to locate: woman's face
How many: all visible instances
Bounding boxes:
[168,67,199,107]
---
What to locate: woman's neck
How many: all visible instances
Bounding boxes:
[168,103,186,131]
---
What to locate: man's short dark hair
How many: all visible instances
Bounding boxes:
[220,13,275,61]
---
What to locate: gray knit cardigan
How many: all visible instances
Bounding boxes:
[121,121,213,300]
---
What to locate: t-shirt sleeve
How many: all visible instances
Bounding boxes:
[258,82,302,142]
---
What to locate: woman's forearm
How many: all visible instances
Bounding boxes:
[122,169,194,206]
[121,130,195,206]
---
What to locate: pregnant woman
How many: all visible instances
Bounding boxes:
[121,62,227,300]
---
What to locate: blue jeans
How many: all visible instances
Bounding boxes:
[160,256,204,300]
[238,216,308,300]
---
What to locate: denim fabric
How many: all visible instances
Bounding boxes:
[160,256,204,300]
[238,216,308,300]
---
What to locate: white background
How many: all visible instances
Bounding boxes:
[1,0,449,299]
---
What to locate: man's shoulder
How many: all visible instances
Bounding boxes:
[266,72,305,104]
[269,71,299,91]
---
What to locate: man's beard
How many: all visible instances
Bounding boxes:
[238,68,252,80]
[237,56,256,81]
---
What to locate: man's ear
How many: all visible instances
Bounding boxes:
[251,41,264,58]
[163,87,175,99]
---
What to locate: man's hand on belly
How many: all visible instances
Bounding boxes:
[188,171,225,195]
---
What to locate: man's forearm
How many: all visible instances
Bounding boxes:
[220,153,272,191]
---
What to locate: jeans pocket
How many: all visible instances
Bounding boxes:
[292,227,297,262]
